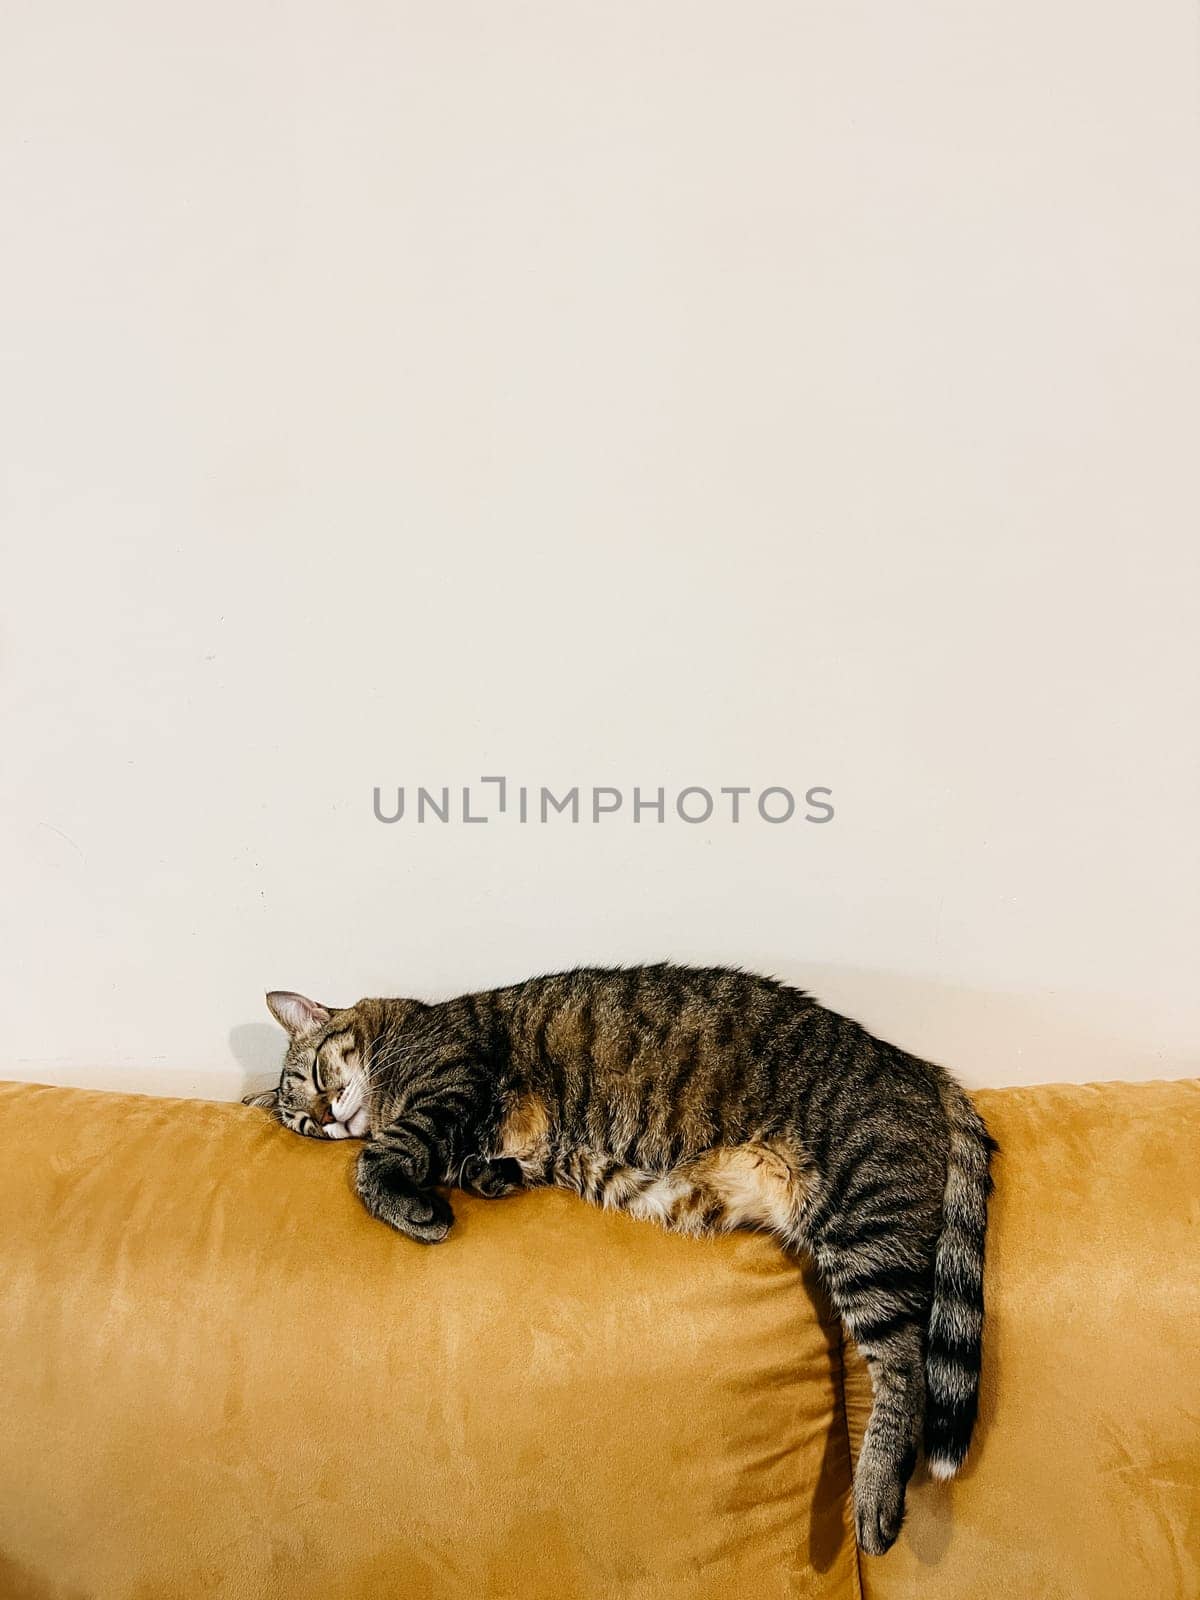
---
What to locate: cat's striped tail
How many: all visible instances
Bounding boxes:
[924,1082,997,1480]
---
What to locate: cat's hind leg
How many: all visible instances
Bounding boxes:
[807,1189,937,1555]
[839,1318,925,1556]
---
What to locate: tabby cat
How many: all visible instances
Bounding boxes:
[246,963,995,1556]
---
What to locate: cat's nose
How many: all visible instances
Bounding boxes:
[317,1106,337,1126]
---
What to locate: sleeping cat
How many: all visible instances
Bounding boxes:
[245,963,995,1556]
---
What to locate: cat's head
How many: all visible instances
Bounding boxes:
[243,991,375,1141]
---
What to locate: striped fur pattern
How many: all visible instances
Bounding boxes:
[249,965,995,1556]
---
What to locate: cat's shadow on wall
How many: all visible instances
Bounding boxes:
[229,1022,283,1098]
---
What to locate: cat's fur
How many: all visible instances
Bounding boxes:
[246,963,995,1556]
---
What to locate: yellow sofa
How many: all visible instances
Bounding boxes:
[1,1077,1196,1600]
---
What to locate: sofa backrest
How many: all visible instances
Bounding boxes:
[0,1081,860,1600]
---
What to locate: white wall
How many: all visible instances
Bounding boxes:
[3,2,1198,1099]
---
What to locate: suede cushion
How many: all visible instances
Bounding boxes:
[6,1077,1196,1600]
[848,1078,1200,1600]
[0,1082,860,1600]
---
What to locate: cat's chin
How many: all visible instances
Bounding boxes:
[324,1107,371,1140]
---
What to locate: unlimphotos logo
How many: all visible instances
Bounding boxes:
[372,778,835,826]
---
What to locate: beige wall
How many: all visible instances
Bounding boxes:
[3,2,1198,1099]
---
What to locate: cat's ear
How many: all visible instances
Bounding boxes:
[242,1087,280,1111]
[265,990,332,1038]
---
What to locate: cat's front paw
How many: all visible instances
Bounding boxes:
[458,1154,524,1199]
[386,1186,454,1244]
[355,1148,455,1243]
